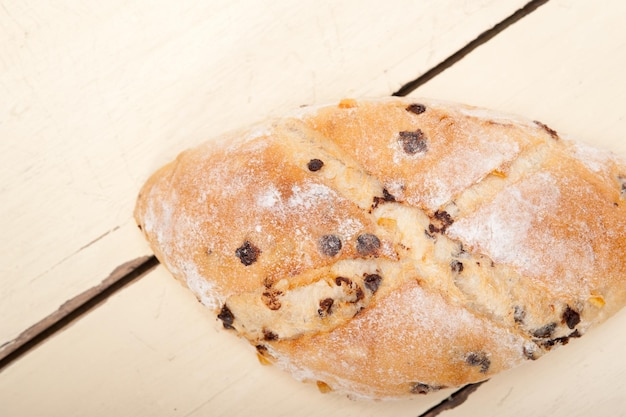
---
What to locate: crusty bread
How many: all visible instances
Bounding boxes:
[134,97,626,400]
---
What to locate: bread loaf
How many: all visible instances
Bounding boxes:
[134,97,626,400]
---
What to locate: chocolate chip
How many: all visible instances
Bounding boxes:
[466,352,491,373]
[318,234,342,257]
[363,273,382,293]
[263,329,279,341]
[356,234,381,256]
[410,382,443,394]
[256,344,268,355]
[235,240,260,266]
[372,188,396,209]
[450,260,464,274]
[217,304,235,330]
[382,188,396,201]
[513,306,526,324]
[307,158,324,171]
[534,120,559,140]
[406,103,426,115]
[398,130,428,154]
[542,336,570,348]
[434,210,454,229]
[562,306,581,329]
[543,330,580,349]
[532,322,557,339]
[318,298,334,317]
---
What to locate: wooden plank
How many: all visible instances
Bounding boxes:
[0,266,455,417]
[412,0,626,414]
[0,0,528,350]
[3,1,626,415]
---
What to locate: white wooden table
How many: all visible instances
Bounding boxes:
[2,1,625,416]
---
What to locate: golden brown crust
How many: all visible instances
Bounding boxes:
[134,97,626,399]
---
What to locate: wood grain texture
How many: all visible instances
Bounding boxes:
[0,0,527,349]
[3,0,626,416]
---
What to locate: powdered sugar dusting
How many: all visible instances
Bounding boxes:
[288,183,334,209]
[569,139,618,173]
[448,172,560,271]
[337,217,363,240]
[183,262,223,310]
[457,105,535,128]
[256,185,281,208]
[447,170,598,295]
[268,280,527,399]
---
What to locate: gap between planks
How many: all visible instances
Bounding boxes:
[393,0,550,97]
[0,0,549,413]
[0,255,159,369]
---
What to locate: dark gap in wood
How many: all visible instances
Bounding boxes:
[0,255,159,371]
[417,381,488,417]
[393,0,550,97]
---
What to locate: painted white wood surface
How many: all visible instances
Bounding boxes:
[0,0,527,351]
[3,0,626,416]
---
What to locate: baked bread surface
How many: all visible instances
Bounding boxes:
[134,98,626,399]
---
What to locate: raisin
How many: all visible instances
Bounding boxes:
[235,240,260,266]
[562,305,581,329]
[450,260,464,273]
[318,234,342,257]
[466,352,491,373]
[356,234,381,256]
[217,304,235,330]
[406,103,426,115]
[363,273,382,293]
[307,159,324,171]
[398,130,428,154]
